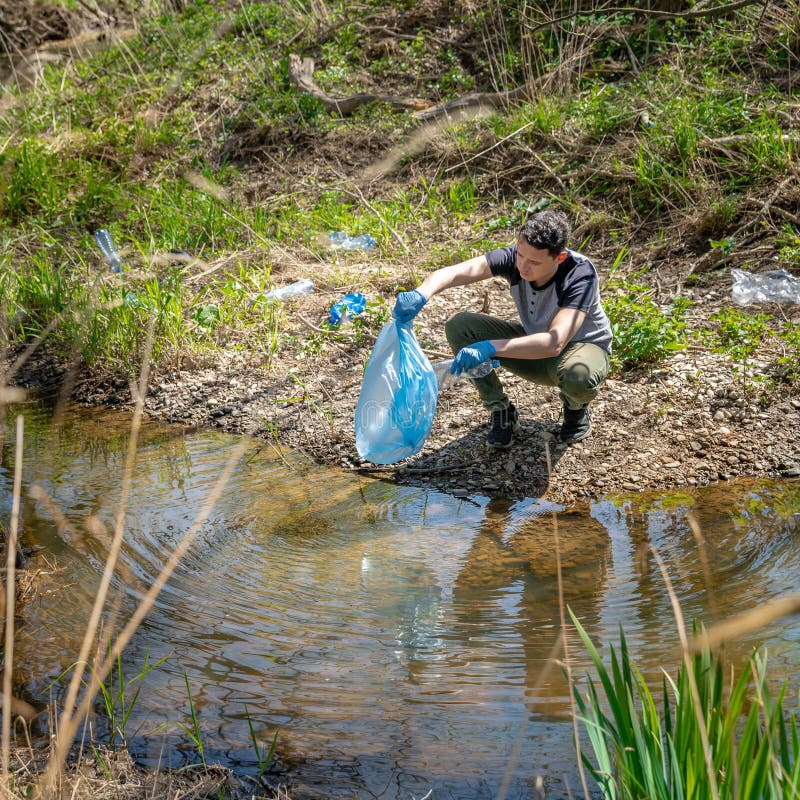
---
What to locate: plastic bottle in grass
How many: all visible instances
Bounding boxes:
[328,232,376,251]
[93,229,122,273]
[258,279,315,302]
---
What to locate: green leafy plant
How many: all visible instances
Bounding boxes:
[603,282,691,369]
[55,648,166,749]
[571,613,800,800]
[704,307,773,387]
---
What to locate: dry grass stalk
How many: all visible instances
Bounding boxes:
[651,545,721,800]
[690,594,800,654]
[2,415,24,783]
[44,322,156,793]
[546,440,591,800]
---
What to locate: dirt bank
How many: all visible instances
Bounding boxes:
[10,265,799,507]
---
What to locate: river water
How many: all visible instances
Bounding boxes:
[2,402,799,799]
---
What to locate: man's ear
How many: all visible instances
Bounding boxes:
[557,251,568,263]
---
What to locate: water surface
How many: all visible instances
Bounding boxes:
[2,403,799,799]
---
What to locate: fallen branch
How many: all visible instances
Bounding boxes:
[730,172,797,239]
[288,54,432,115]
[699,133,798,150]
[411,84,535,122]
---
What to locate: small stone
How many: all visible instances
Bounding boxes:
[713,410,726,421]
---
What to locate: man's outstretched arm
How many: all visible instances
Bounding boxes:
[417,255,492,299]
[394,255,492,323]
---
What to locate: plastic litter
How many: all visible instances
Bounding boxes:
[329,291,367,325]
[94,229,142,307]
[257,278,315,303]
[354,321,438,465]
[432,358,496,389]
[731,268,800,305]
[93,229,122,273]
[328,232,377,251]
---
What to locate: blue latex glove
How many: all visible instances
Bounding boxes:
[451,340,497,376]
[393,289,427,324]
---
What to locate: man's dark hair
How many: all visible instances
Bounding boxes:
[519,210,571,256]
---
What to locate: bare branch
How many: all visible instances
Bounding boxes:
[288,54,433,116]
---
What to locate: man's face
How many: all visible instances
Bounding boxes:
[516,237,565,285]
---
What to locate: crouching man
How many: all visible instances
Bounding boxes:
[393,209,613,448]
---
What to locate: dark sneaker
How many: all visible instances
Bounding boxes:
[559,405,592,443]
[487,403,520,449]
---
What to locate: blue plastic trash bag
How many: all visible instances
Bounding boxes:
[354,321,438,465]
[329,291,367,325]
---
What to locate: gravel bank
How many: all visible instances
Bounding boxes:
[8,278,800,506]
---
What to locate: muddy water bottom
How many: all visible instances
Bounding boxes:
[3,402,799,799]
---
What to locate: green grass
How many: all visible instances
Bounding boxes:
[1,0,798,380]
[572,614,800,800]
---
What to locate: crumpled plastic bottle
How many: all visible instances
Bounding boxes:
[432,358,497,389]
[93,229,122,273]
[731,268,800,305]
[328,232,377,251]
[329,291,367,325]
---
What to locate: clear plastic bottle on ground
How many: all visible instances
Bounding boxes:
[93,229,122,273]
[258,278,315,303]
[433,358,495,389]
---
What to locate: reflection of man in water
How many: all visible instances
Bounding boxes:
[452,498,611,715]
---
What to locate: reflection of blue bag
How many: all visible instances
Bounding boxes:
[354,321,438,465]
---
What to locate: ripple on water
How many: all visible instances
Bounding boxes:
[5,404,800,799]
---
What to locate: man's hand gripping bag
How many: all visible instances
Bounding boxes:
[354,321,438,465]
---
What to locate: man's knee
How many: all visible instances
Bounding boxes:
[559,362,601,397]
[445,311,477,348]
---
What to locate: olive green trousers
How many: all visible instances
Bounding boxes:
[444,311,611,412]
